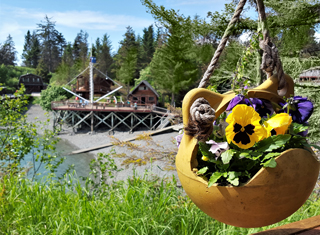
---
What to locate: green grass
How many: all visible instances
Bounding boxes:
[1,172,320,234]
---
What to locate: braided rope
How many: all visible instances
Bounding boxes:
[256,0,286,90]
[198,0,247,89]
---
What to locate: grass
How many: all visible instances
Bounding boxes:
[1,171,320,235]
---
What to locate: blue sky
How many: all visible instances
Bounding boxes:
[1,0,319,66]
[0,0,243,65]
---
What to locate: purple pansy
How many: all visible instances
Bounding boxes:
[280,96,313,124]
[206,140,229,158]
[175,134,183,148]
[226,95,273,118]
[226,95,248,111]
[250,98,274,118]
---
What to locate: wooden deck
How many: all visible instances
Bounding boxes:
[52,104,154,113]
[254,215,320,235]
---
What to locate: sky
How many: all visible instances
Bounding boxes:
[0,0,319,66]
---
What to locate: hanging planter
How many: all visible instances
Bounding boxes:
[175,0,320,228]
[176,74,320,228]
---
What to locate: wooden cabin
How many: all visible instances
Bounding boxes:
[127,80,159,106]
[299,67,320,82]
[18,74,47,94]
[75,73,114,99]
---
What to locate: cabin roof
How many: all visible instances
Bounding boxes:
[129,80,159,98]
[18,73,44,85]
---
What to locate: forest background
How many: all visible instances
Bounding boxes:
[1,0,320,134]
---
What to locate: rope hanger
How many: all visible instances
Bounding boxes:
[186,0,288,141]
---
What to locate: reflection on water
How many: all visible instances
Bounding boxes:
[20,138,95,181]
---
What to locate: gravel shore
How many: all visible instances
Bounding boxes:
[26,104,180,183]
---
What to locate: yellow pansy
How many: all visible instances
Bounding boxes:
[225,104,266,149]
[264,113,292,137]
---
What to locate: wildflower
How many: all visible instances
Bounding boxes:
[264,113,292,136]
[250,98,274,118]
[206,140,229,157]
[175,134,183,148]
[225,105,266,149]
[226,95,273,118]
[226,95,247,111]
[280,96,313,124]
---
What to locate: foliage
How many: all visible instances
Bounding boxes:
[0,35,17,66]
[36,15,66,73]
[1,164,320,234]
[0,86,63,179]
[93,34,115,78]
[22,30,41,68]
[0,65,35,93]
[39,84,73,111]
[143,0,200,105]
[295,84,320,143]
[196,96,314,186]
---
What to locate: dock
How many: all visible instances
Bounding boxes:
[70,124,183,155]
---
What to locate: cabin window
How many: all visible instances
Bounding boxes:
[149,97,154,101]
[133,97,138,101]
[37,78,40,82]
[139,86,148,90]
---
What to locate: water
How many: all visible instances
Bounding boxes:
[20,138,96,181]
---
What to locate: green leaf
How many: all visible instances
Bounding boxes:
[262,158,277,168]
[197,166,208,175]
[256,134,291,152]
[291,122,308,135]
[262,152,281,161]
[221,149,236,164]
[199,142,214,158]
[227,171,240,186]
[208,172,223,187]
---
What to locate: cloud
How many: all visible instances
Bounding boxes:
[315,32,320,42]
[1,5,153,32]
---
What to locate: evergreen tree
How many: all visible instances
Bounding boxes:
[29,32,41,68]
[142,1,199,106]
[36,15,62,72]
[22,30,32,67]
[0,35,17,66]
[141,25,156,68]
[22,31,41,68]
[73,30,89,69]
[95,34,114,77]
[114,26,139,92]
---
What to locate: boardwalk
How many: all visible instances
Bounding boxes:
[51,100,180,134]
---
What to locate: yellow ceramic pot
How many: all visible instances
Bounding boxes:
[176,74,320,228]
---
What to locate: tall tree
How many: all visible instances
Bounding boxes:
[0,35,17,66]
[114,26,139,92]
[22,31,41,68]
[22,30,32,67]
[95,34,115,77]
[142,0,199,106]
[140,25,156,68]
[36,15,62,72]
[73,30,89,69]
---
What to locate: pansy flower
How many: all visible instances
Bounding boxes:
[175,134,183,148]
[206,140,229,158]
[250,98,274,118]
[227,95,273,118]
[264,113,292,137]
[226,95,248,111]
[225,105,266,149]
[279,96,313,124]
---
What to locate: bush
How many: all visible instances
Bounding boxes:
[39,85,73,111]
